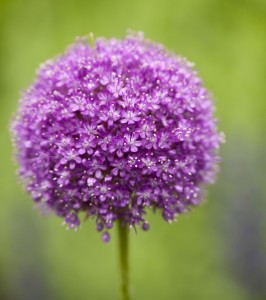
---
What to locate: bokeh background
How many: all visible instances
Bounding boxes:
[1,0,266,299]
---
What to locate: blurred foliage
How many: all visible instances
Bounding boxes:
[0,0,266,299]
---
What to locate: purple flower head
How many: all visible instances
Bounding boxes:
[11,32,223,241]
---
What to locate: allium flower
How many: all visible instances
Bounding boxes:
[11,33,222,241]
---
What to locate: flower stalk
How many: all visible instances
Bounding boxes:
[118,220,131,300]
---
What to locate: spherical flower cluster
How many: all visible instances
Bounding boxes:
[11,33,222,241]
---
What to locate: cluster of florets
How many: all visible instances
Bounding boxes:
[11,33,222,241]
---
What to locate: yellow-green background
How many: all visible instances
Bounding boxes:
[1,0,266,299]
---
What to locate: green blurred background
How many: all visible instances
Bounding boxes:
[1,0,266,299]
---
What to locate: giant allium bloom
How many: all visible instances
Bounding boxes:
[11,33,222,241]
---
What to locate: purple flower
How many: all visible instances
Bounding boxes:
[124,133,142,152]
[11,33,223,241]
[102,232,110,243]
[109,137,124,157]
[57,169,71,187]
[108,78,124,98]
[59,148,82,168]
[76,135,96,155]
[110,158,128,177]
[99,104,120,126]
[69,94,87,112]
[137,120,156,138]
[121,110,141,124]
[85,155,107,179]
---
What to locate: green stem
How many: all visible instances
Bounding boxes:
[118,220,131,300]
